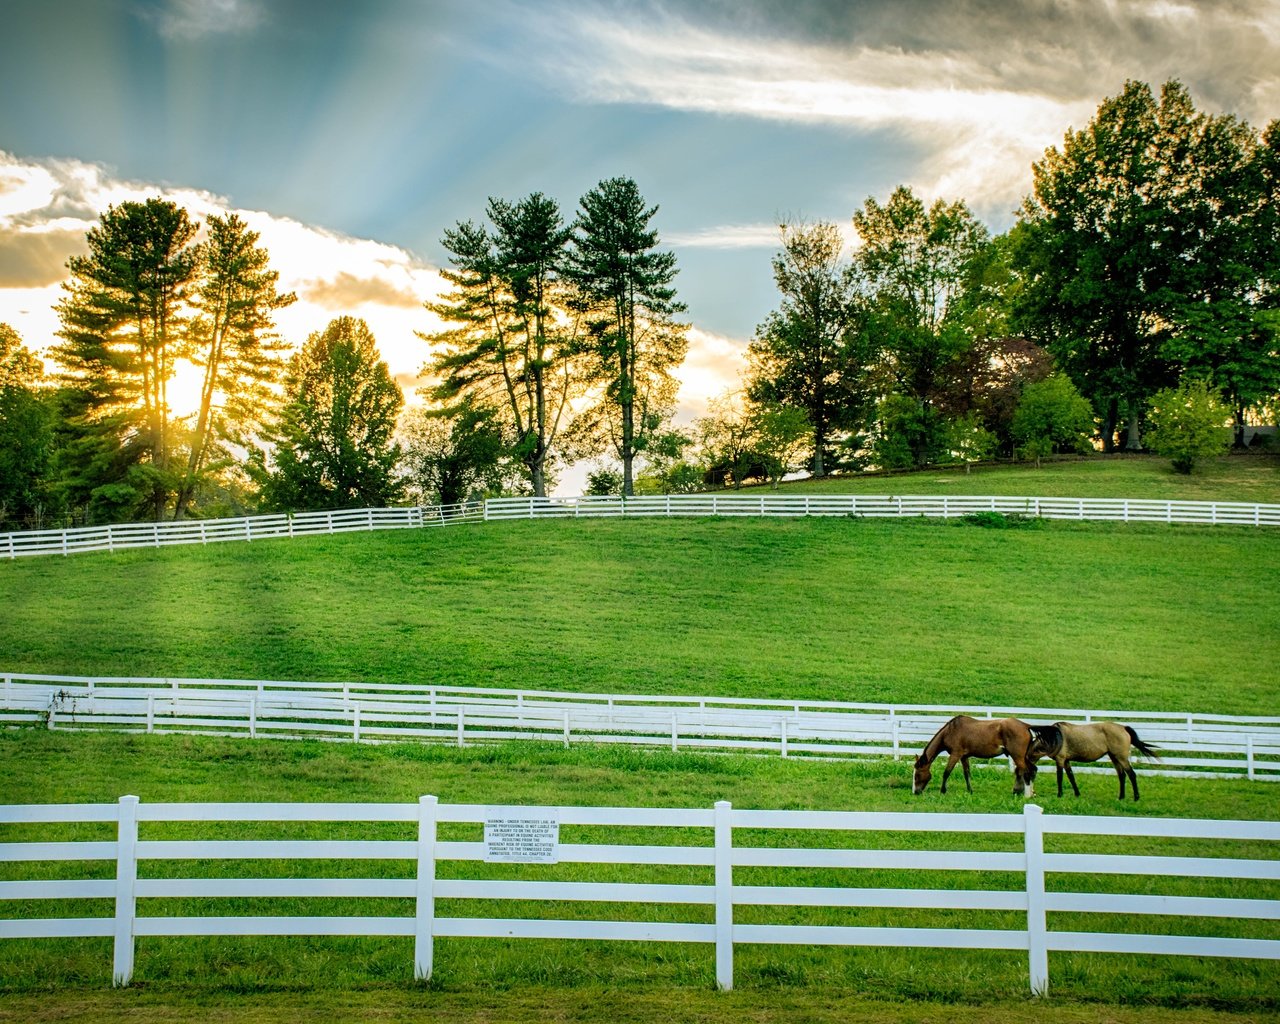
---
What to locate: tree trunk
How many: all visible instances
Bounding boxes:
[1124,408,1143,451]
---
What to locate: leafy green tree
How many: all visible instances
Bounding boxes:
[1016,80,1279,450]
[398,399,515,508]
[1010,373,1096,467]
[1145,379,1232,473]
[566,177,688,496]
[695,393,764,490]
[0,325,56,528]
[52,198,199,521]
[424,193,582,497]
[174,213,294,519]
[947,412,997,474]
[260,317,403,510]
[753,402,811,488]
[853,186,989,467]
[746,220,871,477]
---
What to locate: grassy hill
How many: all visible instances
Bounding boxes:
[3,463,1277,714]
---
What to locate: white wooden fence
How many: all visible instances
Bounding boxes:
[0,503,483,559]
[3,493,1277,559]
[1,797,1276,993]
[5,674,1279,781]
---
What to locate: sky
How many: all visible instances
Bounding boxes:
[2,0,1279,476]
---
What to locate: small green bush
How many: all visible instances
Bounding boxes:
[960,511,1044,529]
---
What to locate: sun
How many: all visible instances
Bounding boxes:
[168,359,207,419]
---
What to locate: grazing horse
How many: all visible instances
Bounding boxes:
[912,715,1037,797]
[1028,722,1159,801]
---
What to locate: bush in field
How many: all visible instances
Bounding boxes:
[1145,379,1232,474]
[1011,373,1095,466]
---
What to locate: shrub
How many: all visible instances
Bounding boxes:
[1145,380,1232,474]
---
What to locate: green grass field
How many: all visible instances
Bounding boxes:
[1,733,1277,1022]
[3,455,1278,1022]
[2,513,1277,714]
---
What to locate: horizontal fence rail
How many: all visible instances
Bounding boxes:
[0,797,1276,993]
[5,674,1279,782]
[3,493,1277,559]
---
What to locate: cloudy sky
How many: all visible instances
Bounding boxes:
[3,0,1279,437]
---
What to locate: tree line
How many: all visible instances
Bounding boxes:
[1,79,1277,528]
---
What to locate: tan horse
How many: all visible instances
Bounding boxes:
[1028,722,1159,801]
[912,715,1037,797]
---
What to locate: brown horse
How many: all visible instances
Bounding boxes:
[1028,722,1159,801]
[912,715,1037,796]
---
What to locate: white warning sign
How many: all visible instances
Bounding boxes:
[484,812,560,863]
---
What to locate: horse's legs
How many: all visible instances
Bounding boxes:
[1125,761,1140,801]
[1055,761,1065,797]
[1109,754,1126,799]
[1063,761,1081,797]
[961,756,974,793]
[940,753,961,794]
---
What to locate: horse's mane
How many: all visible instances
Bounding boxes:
[1029,724,1062,757]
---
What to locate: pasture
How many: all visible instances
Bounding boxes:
[3,456,1278,1021]
[2,514,1277,714]
[0,731,1278,1023]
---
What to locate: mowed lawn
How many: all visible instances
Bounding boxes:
[2,513,1277,713]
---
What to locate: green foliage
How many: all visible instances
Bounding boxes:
[852,186,991,469]
[746,221,870,476]
[259,317,404,510]
[566,177,688,495]
[174,213,294,520]
[1145,379,1233,473]
[423,193,581,497]
[960,511,1044,530]
[399,400,517,506]
[584,465,624,496]
[1016,80,1279,450]
[1011,373,1096,465]
[52,198,200,521]
[0,324,56,529]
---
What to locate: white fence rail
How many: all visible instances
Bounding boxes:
[0,502,484,559]
[485,493,1280,526]
[1,797,1276,993]
[3,493,1277,559]
[6,674,1279,781]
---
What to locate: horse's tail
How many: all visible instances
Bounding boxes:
[1125,725,1160,761]
[1028,724,1062,758]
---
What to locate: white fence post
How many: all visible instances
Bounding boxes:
[146,694,155,733]
[353,705,361,743]
[1024,803,1049,996]
[671,711,679,752]
[112,795,140,986]
[457,709,465,748]
[714,800,733,991]
[414,795,438,980]
[249,696,257,739]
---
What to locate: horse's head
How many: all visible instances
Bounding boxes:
[912,754,932,795]
[1027,724,1061,760]
[1017,759,1038,798]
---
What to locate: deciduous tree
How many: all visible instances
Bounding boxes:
[746,220,870,477]
[260,317,403,510]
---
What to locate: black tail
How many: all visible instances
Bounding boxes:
[1028,724,1062,758]
[1125,725,1160,761]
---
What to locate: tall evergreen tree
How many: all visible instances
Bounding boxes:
[566,177,687,496]
[260,317,403,511]
[423,194,580,497]
[174,213,294,519]
[52,198,199,521]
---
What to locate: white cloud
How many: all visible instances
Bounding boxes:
[151,0,263,39]
[526,1,1280,216]
[0,151,445,395]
